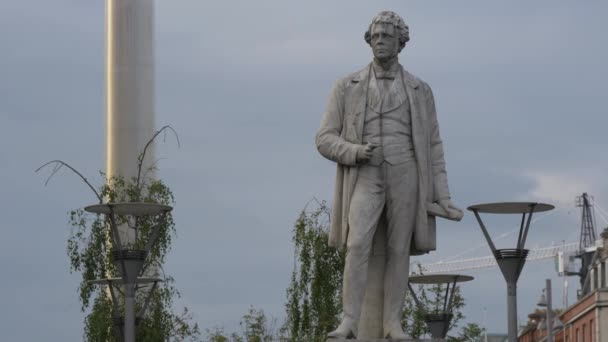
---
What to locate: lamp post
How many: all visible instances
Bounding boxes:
[90,277,162,340]
[86,202,172,342]
[537,279,553,342]
[407,274,475,340]
[468,202,554,342]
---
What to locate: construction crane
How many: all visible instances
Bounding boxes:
[577,193,597,250]
[574,193,599,295]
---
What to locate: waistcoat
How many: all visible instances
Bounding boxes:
[362,71,414,166]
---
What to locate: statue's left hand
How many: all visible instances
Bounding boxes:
[438,199,464,220]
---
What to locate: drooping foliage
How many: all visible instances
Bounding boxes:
[67,174,200,341]
[38,126,201,341]
[204,307,277,342]
[283,200,345,342]
[240,306,276,342]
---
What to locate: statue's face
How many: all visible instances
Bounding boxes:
[370,23,400,61]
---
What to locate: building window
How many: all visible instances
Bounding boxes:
[602,262,606,288]
[576,328,580,342]
[582,324,586,342]
[593,268,599,290]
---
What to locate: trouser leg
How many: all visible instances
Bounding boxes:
[344,165,385,329]
[382,161,418,330]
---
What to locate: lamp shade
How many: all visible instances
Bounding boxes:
[537,290,547,307]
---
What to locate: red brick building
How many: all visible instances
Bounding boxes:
[518,231,608,342]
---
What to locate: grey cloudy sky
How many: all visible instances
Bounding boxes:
[1,1,607,340]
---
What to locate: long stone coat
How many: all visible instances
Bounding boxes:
[315,63,450,255]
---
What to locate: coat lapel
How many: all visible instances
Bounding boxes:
[350,64,372,142]
[402,67,424,161]
[366,74,382,113]
[401,68,420,122]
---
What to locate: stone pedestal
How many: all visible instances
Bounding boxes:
[327,339,443,342]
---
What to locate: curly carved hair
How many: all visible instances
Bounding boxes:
[364,11,410,52]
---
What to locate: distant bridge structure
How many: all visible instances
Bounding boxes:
[418,242,580,274]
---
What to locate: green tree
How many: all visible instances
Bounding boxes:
[449,323,484,342]
[203,307,277,342]
[204,327,242,342]
[38,126,201,341]
[240,306,276,342]
[283,200,345,342]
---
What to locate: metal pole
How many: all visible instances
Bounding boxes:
[484,307,488,342]
[519,204,536,250]
[546,279,553,342]
[473,211,497,253]
[124,283,136,342]
[507,281,518,342]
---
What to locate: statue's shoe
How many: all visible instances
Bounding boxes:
[384,322,410,340]
[327,320,356,339]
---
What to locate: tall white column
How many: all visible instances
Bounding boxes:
[105,3,155,341]
[106,0,155,182]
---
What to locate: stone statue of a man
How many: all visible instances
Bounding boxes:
[316,11,462,339]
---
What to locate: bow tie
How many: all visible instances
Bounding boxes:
[376,72,395,80]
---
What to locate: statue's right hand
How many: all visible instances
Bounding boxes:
[356,142,379,164]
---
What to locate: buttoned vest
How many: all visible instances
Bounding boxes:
[362,71,415,166]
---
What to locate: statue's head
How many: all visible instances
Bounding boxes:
[364,11,409,61]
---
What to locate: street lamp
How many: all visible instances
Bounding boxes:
[90,277,163,340]
[468,202,554,342]
[407,274,474,339]
[86,202,172,342]
[537,279,553,342]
